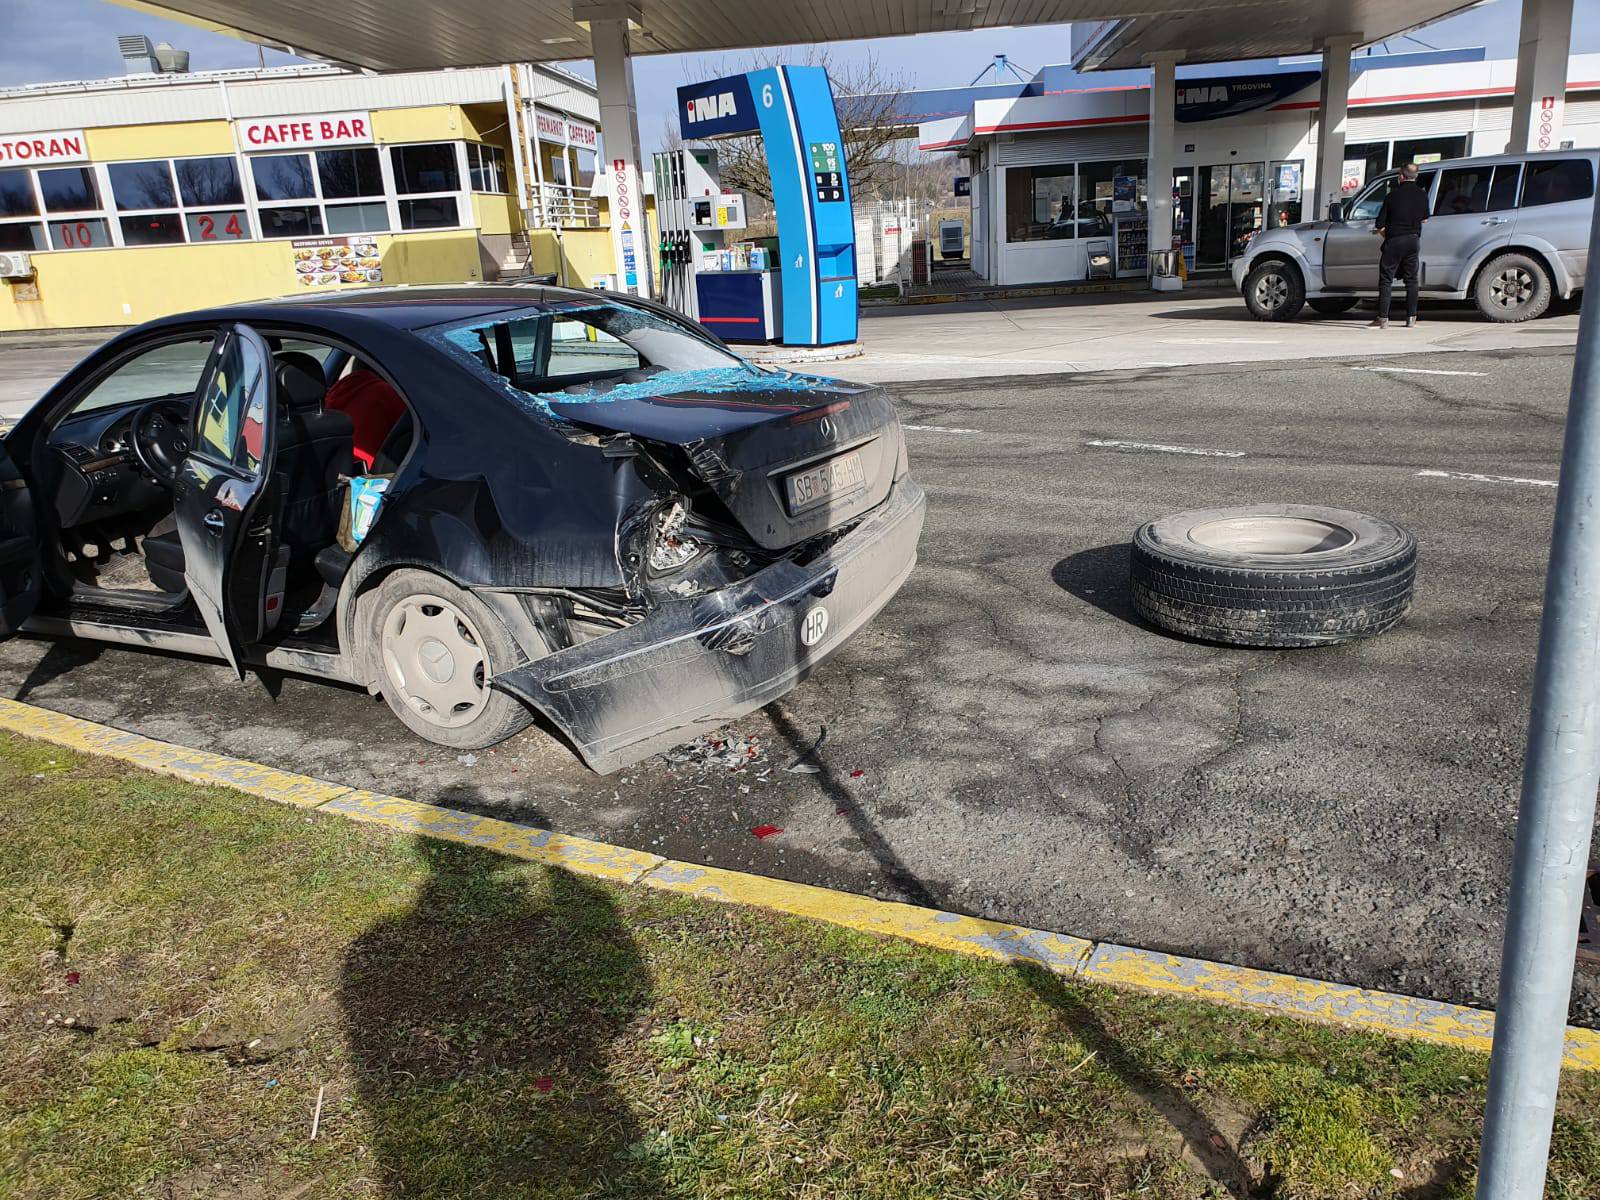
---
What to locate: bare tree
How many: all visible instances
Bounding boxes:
[675,47,913,202]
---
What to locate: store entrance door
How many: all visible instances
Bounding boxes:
[1196,162,1266,269]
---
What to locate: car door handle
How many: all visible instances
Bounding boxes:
[202,509,226,530]
[1481,217,1509,225]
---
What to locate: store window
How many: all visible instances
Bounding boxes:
[1269,160,1304,227]
[252,154,315,202]
[391,143,461,230]
[1005,165,1076,242]
[318,148,384,199]
[573,147,596,192]
[49,217,112,250]
[1339,142,1388,196]
[1391,136,1467,169]
[0,167,44,251]
[466,143,508,193]
[38,167,99,213]
[1521,158,1595,208]
[1077,158,1146,224]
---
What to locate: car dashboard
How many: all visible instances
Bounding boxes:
[45,401,174,528]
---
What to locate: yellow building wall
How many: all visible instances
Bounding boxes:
[0,229,484,332]
[525,228,617,289]
[472,193,517,237]
[369,105,474,144]
[86,120,237,160]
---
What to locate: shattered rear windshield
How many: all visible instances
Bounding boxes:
[420,299,777,416]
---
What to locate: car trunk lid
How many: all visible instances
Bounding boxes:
[549,373,902,550]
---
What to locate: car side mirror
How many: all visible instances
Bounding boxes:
[1327,200,1346,222]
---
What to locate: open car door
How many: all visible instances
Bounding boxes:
[0,442,42,638]
[173,324,279,678]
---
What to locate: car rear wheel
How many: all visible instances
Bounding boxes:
[1474,252,1553,323]
[1243,260,1305,321]
[1130,504,1417,648]
[366,569,534,749]
[1308,297,1359,315]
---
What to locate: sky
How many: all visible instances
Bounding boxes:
[4,0,1600,152]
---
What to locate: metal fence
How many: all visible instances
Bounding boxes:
[526,183,600,229]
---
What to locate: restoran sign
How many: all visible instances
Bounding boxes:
[0,129,88,165]
[239,111,373,149]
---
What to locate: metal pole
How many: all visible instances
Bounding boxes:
[1476,191,1600,1199]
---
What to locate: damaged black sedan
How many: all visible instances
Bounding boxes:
[0,286,925,771]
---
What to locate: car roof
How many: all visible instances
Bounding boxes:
[1368,147,1600,178]
[155,283,613,333]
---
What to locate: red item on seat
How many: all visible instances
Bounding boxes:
[324,368,406,470]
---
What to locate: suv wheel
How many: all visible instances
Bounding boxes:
[1474,252,1553,323]
[1243,260,1305,321]
[365,568,534,749]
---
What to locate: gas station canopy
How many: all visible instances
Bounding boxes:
[123,0,1480,73]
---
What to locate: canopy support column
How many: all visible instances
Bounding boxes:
[1144,51,1182,291]
[579,2,652,296]
[1312,35,1356,219]
[1509,0,1574,153]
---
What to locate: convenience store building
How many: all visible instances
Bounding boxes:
[919,49,1600,288]
[0,61,618,331]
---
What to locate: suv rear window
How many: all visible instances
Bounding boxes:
[1435,164,1521,215]
[1521,159,1594,208]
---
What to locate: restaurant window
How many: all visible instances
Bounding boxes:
[38,166,99,212]
[49,217,112,250]
[0,167,44,251]
[252,147,390,238]
[391,142,462,230]
[466,143,508,194]
[391,143,460,194]
[573,147,596,192]
[108,160,183,245]
[1005,165,1076,242]
[176,157,243,207]
[317,148,384,199]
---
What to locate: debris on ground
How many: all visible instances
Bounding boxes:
[661,732,765,773]
[751,824,783,840]
[784,724,827,774]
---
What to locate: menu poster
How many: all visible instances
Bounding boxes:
[291,236,382,288]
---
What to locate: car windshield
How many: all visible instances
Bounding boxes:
[421,299,766,416]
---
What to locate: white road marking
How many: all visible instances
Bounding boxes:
[904,424,981,433]
[1086,439,1246,458]
[1416,469,1557,489]
[1353,366,1488,377]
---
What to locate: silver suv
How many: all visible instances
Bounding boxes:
[1233,149,1595,323]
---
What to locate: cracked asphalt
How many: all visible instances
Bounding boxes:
[3,342,1597,1025]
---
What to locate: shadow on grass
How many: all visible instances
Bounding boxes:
[339,821,661,1197]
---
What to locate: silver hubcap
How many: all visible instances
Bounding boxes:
[1490,268,1535,309]
[1253,272,1287,310]
[381,594,489,728]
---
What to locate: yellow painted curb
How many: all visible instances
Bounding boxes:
[0,697,347,808]
[2,695,1596,1070]
[639,858,1095,972]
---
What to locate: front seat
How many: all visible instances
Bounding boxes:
[272,352,355,566]
[142,353,355,592]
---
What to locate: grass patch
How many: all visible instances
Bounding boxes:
[0,729,1597,1198]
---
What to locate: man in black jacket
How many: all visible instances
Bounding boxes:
[1368,162,1429,329]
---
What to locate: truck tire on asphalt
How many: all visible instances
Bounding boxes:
[1129,504,1417,648]
[1242,260,1306,321]
[1473,251,1553,323]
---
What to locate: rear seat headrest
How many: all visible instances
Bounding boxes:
[274,352,327,412]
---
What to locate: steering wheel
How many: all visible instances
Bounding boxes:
[130,399,192,486]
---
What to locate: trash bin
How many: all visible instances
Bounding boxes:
[1086,239,1113,280]
[1150,250,1178,277]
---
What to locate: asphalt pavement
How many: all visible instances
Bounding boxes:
[2,342,1596,1025]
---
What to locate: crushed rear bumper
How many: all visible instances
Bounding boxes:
[490,479,926,773]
